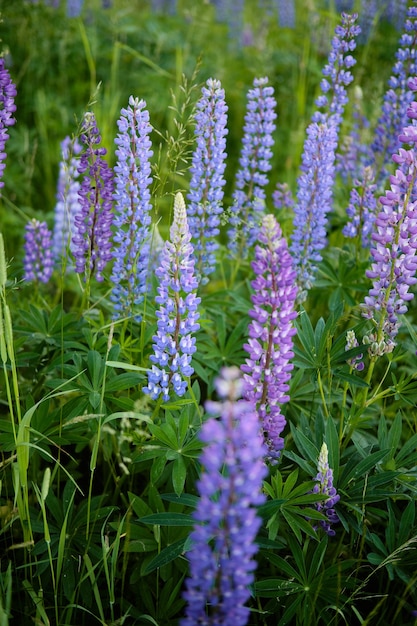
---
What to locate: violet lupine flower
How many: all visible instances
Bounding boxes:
[228,77,277,256]
[384,0,408,32]
[291,13,359,297]
[345,329,364,371]
[361,78,417,352]
[313,442,340,537]
[23,219,54,284]
[241,214,297,463]
[67,0,83,17]
[312,12,360,131]
[72,112,114,282]
[336,87,373,182]
[181,366,267,626]
[343,166,378,247]
[187,79,228,283]
[143,193,200,401]
[0,57,17,189]
[110,97,153,319]
[290,120,338,299]
[369,5,417,185]
[272,182,294,212]
[277,0,295,28]
[52,136,83,263]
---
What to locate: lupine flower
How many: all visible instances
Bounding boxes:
[290,120,338,298]
[150,0,176,14]
[67,0,83,17]
[336,86,373,181]
[313,442,340,537]
[361,78,417,352]
[52,136,83,263]
[228,77,277,256]
[357,0,378,43]
[23,219,54,284]
[277,0,295,28]
[72,112,114,282]
[143,193,200,401]
[290,13,359,297]
[343,166,378,247]
[212,0,245,45]
[187,79,228,283]
[272,182,294,212]
[241,214,297,463]
[345,329,364,371]
[369,5,417,185]
[384,0,408,32]
[181,366,267,626]
[0,57,17,189]
[110,97,153,319]
[312,13,360,131]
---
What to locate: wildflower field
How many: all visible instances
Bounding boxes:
[1,0,417,624]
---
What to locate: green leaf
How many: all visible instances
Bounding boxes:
[160,493,199,508]
[263,552,300,582]
[172,455,187,497]
[139,513,195,526]
[341,449,391,485]
[290,424,320,465]
[142,537,192,575]
[106,360,148,372]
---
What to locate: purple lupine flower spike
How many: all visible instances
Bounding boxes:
[52,136,83,263]
[290,13,359,298]
[143,192,200,401]
[312,12,360,130]
[343,165,377,247]
[290,120,338,299]
[369,5,417,185]
[272,182,294,212]
[241,214,298,463]
[72,112,114,282]
[361,78,417,355]
[23,219,54,284]
[313,442,340,537]
[111,96,153,319]
[181,366,267,626]
[228,77,277,256]
[0,57,17,190]
[187,78,228,284]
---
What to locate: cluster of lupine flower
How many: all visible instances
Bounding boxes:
[187,78,228,283]
[313,443,340,537]
[181,366,267,626]
[343,3,417,241]
[16,4,417,620]
[0,57,16,190]
[110,96,153,319]
[361,76,417,353]
[289,12,360,298]
[52,136,83,263]
[241,214,298,463]
[12,18,417,616]
[72,112,114,283]
[23,220,54,284]
[228,76,277,256]
[143,192,201,401]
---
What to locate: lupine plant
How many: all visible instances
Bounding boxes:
[110,96,153,319]
[1,2,417,626]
